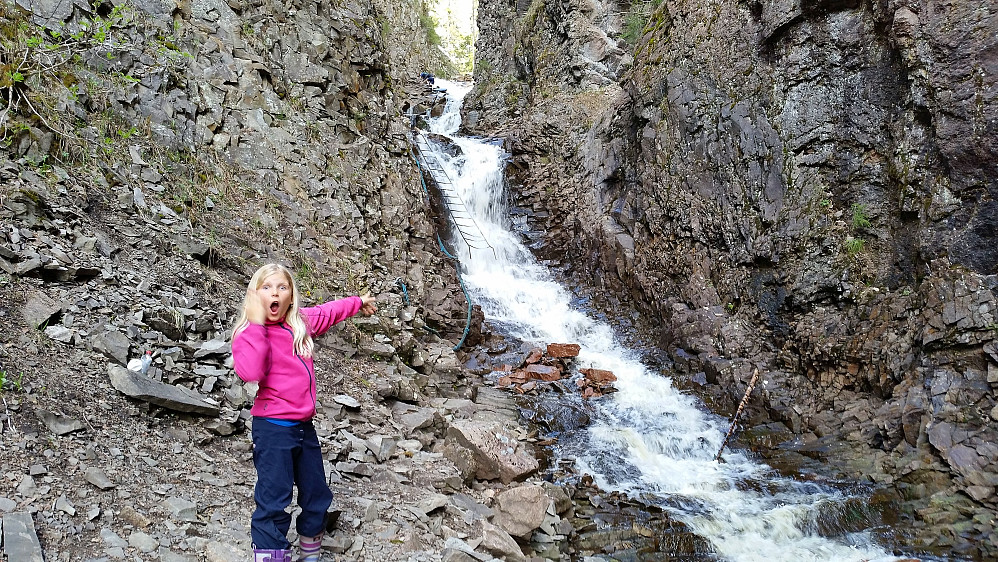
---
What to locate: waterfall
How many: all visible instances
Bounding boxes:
[418,80,909,562]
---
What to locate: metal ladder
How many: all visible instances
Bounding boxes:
[412,133,495,256]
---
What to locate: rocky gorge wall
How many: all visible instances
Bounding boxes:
[463,0,998,557]
[0,0,514,557]
[2,0,471,351]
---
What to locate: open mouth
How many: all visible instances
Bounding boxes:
[270,301,280,314]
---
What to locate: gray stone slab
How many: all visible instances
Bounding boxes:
[2,512,45,562]
[108,365,220,415]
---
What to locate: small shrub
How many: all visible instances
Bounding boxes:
[851,203,871,230]
[844,237,865,256]
[622,9,648,45]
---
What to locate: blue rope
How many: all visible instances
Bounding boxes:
[413,149,430,197]
[438,234,474,352]
[409,146,475,351]
[395,277,410,305]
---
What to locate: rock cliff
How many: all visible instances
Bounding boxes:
[0,0,551,559]
[463,0,998,557]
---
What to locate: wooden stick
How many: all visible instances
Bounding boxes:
[715,368,760,463]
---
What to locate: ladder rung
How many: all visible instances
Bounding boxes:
[412,133,496,257]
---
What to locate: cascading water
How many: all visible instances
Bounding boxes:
[418,80,911,562]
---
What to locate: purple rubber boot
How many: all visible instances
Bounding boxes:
[252,549,291,562]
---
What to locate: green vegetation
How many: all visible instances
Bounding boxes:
[419,4,441,46]
[844,237,865,256]
[839,202,872,258]
[621,0,664,45]
[523,0,544,29]
[425,0,474,75]
[851,203,871,230]
[0,0,132,148]
[0,369,24,392]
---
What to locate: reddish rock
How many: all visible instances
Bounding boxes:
[546,343,581,358]
[525,348,544,364]
[524,364,562,381]
[580,368,617,385]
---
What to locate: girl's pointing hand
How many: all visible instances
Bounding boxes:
[359,294,377,316]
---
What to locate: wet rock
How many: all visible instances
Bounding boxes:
[546,343,580,358]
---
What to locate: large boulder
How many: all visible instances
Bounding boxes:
[443,420,537,484]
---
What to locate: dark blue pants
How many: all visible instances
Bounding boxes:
[250,418,332,549]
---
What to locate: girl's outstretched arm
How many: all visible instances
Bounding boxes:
[305,294,377,336]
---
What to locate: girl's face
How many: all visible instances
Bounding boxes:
[256,272,293,322]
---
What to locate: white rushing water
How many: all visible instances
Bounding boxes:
[420,80,904,562]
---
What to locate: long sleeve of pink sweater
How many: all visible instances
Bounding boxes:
[232,296,363,420]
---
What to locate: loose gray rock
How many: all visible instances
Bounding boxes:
[205,541,245,562]
[1,512,45,562]
[22,291,61,329]
[35,409,86,435]
[108,365,220,415]
[43,324,73,343]
[128,530,160,552]
[101,528,128,548]
[164,496,199,522]
[333,394,361,409]
[54,494,76,515]
[365,435,398,463]
[444,420,538,484]
[83,466,115,490]
[194,337,230,359]
[91,330,131,365]
[492,485,551,539]
[480,521,525,562]
[0,497,16,512]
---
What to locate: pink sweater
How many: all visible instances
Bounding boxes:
[232,297,363,421]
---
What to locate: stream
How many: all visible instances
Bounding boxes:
[420,80,916,562]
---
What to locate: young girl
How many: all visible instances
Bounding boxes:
[231,263,376,562]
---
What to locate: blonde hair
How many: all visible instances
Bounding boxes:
[232,263,314,357]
